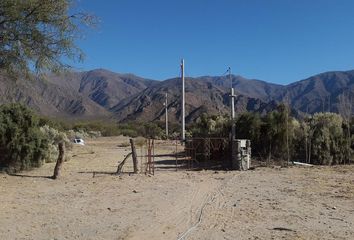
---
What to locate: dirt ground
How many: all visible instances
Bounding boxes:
[0,136,353,240]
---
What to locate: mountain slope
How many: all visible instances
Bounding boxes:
[200,75,284,101]
[276,70,354,114]
[0,69,156,119]
[110,77,276,123]
[0,68,353,123]
[0,73,109,119]
[47,69,157,109]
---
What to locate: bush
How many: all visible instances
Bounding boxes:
[120,128,138,138]
[309,113,348,165]
[72,121,120,137]
[0,104,49,172]
[140,122,164,139]
[43,119,166,139]
[190,114,231,137]
[40,125,71,163]
[39,116,72,132]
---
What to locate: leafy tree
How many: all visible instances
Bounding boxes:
[141,122,164,139]
[292,120,310,162]
[0,0,96,76]
[235,112,262,153]
[236,104,294,163]
[260,111,277,161]
[310,113,346,165]
[273,104,290,161]
[338,93,353,163]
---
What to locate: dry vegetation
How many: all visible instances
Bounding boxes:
[0,136,353,240]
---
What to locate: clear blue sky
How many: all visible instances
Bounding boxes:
[72,0,354,84]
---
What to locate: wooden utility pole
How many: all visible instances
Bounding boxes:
[181,59,185,142]
[52,142,65,179]
[164,92,169,138]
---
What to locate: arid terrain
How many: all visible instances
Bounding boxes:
[1,136,353,240]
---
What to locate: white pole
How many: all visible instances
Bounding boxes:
[231,88,235,119]
[229,67,236,139]
[181,59,185,142]
[165,92,169,138]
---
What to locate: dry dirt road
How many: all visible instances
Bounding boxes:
[1,136,353,240]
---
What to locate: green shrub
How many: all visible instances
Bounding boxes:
[39,116,72,132]
[310,113,348,165]
[140,122,164,139]
[70,121,121,137]
[0,104,49,172]
[120,128,138,138]
[53,120,165,139]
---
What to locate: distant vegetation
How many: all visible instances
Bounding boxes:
[40,118,171,139]
[190,104,353,165]
[0,102,352,173]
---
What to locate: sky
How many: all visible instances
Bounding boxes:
[71,0,354,84]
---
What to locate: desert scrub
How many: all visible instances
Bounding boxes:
[0,104,49,173]
[67,129,87,139]
[117,142,130,148]
[40,125,72,163]
[134,137,146,147]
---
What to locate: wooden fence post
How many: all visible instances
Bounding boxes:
[116,152,133,174]
[52,142,65,179]
[130,139,139,173]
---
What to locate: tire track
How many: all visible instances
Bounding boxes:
[177,173,237,240]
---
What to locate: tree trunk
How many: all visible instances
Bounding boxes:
[52,142,65,179]
[347,123,351,164]
[305,136,308,163]
[308,138,312,164]
[268,142,272,166]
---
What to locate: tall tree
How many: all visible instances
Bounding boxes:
[338,92,353,163]
[261,111,277,163]
[310,113,345,165]
[235,112,262,154]
[0,0,96,77]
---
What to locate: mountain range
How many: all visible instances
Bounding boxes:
[0,68,353,123]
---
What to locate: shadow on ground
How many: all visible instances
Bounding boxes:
[7,173,53,179]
